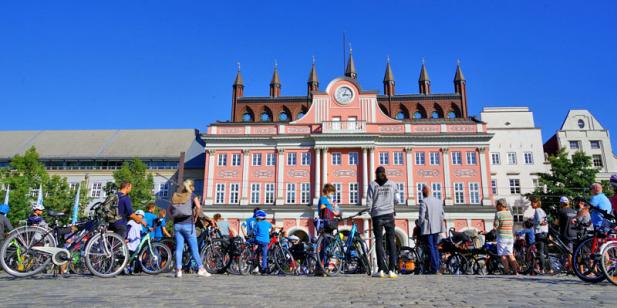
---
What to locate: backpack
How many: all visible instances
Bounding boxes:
[170,195,193,220]
[95,193,121,223]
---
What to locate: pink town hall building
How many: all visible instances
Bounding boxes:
[200,56,495,245]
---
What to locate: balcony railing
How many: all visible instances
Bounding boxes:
[322,121,366,133]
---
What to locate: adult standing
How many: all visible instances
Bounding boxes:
[589,183,613,229]
[367,166,399,278]
[169,179,210,278]
[213,213,234,238]
[494,199,519,274]
[110,182,145,239]
[530,196,549,273]
[556,196,577,269]
[418,185,445,275]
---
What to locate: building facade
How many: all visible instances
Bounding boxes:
[0,129,203,210]
[201,56,496,245]
[544,109,617,181]
[480,107,548,223]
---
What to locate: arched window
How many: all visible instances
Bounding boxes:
[578,119,585,129]
[447,111,456,119]
[278,111,289,121]
[431,111,440,119]
[260,112,272,122]
[297,112,305,119]
[413,112,423,119]
[242,113,253,122]
[396,111,406,120]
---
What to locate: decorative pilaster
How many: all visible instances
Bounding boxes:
[442,148,453,206]
[478,147,491,206]
[369,147,375,183]
[240,149,250,205]
[276,148,285,205]
[405,147,415,206]
[314,147,322,205]
[205,149,216,205]
[362,147,369,205]
[322,148,328,185]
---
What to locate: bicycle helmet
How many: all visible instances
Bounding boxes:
[610,174,617,188]
[255,210,266,218]
[134,210,145,216]
[0,204,8,215]
[31,202,45,211]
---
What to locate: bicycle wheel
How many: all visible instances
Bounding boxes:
[397,247,418,275]
[471,256,488,275]
[446,253,467,275]
[139,242,172,275]
[0,226,56,277]
[84,231,129,278]
[573,237,606,283]
[315,234,344,276]
[273,245,296,275]
[601,242,617,286]
[203,245,227,274]
[354,235,372,275]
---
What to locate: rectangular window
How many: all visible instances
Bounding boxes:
[301,183,311,204]
[332,152,342,165]
[286,183,296,204]
[379,152,390,165]
[590,141,601,149]
[264,183,275,204]
[157,183,169,198]
[229,183,240,204]
[301,152,311,166]
[507,152,517,165]
[217,154,227,166]
[451,151,462,165]
[332,117,341,130]
[491,152,501,165]
[454,183,465,204]
[395,183,405,204]
[252,153,262,166]
[469,183,480,204]
[512,206,524,223]
[416,183,426,203]
[349,152,358,165]
[69,182,80,192]
[349,183,359,204]
[430,152,440,165]
[91,182,103,198]
[393,152,404,165]
[509,179,521,194]
[215,183,225,204]
[250,184,261,204]
[532,178,540,189]
[287,153,297,166]
[524,152,534,165]
[593,154,604,167]
[415,152,426,165]
[348,117,357,130]
[466,152,477,165]
[432,183,442,199]
[232,154,241,166]
[266,153,276,166]
[491,179,497,195]
[569,141,580,149]
[333,183,342,204]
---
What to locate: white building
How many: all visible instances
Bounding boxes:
[544,109,617,181]
[480,107,548,223]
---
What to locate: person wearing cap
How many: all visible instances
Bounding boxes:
[0,204,13,247]
[556,196,577,270]
[127,210,145,255]
[253,210,272,274]
[27,202,48,229]
[241,207,261,241]
[367,166,400,278]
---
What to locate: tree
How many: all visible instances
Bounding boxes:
[529,148,602,213]
[43,176,92,224]
[113,158,154,210]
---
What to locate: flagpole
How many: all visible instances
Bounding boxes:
[72,183,81,224]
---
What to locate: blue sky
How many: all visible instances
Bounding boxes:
[1,1,616,145]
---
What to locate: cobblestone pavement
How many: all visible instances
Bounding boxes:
[0,273,615,307]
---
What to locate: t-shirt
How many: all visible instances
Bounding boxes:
[153,218,167,239]
[117,192,134,226]
[590,193,613,227]
[126,220,142,252]
[494,210,513,240]
[558,207,578,240]
[515,228,536,245]
[242,217,257,237]
[217,220,231,237]
[318,196,335,220]
[254,220,272,244]
[143,212,157,235]
[533,208,549,234]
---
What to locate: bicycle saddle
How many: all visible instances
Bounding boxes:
[47,210,65,217]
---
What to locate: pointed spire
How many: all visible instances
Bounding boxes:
[345,46,357,79]
[418,59,431,95]
[383,56,395,96]
[233,62,243,86]
[419,62,430,82]
[454,60,465,82]
[270,60,281,97]
[307,57,319,94]
[383,57,394,82]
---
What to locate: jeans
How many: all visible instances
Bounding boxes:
[174,223,202,270]
[258,242,269,273]
[425,233,441,273]
[372,214,397,273]
[535,232,548,271]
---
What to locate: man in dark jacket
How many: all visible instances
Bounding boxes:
[367,166,399,278]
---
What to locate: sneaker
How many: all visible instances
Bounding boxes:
[175,270,183,278]
[197,268,211,277]
[387,271,398,279]
[372,270,385,278]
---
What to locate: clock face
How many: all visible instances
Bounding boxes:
[335,86,354,104]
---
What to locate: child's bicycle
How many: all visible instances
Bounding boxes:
[124,231,172,275]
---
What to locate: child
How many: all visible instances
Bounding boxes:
[253,210,272,274]
[143,202,158,235]
[27,203,48,229]
[515,220,536,246]
[317,184,340,233]
[127,210,145,255]
[152,208,170,240]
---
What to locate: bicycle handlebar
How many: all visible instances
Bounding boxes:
[338,209,369,220]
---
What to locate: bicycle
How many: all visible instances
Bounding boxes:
[0,208,128,278]
[238,227,296,275]
[600,240,617,286]
[125,231,172,275]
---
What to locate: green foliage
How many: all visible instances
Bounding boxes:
[0,147,92,225]
[113,158,154,210]
[528,148,600,213]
